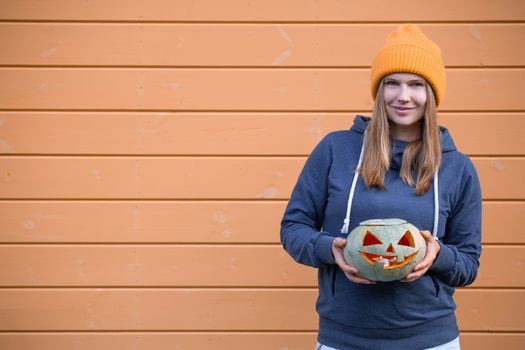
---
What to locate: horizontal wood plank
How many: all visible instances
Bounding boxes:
[0,245,312,287]
[0,157,299,199]
[0,0,522,21]
[1,112,523,156]
[474,247,525,287]
[1,24,523,67]
[0,201,521,244]
[470,159,524,199]
[0,246,521,287]
[439,113,525,156]
[0,201,284,243]
[1,69,524,111]
[0,157,522,199]
[482,202,524,244]
[453,333,525,350]
[0,289,522,331]
[0,332,523,350]
[0,333,316,350]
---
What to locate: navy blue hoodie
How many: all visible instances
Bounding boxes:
[280,116,482,350]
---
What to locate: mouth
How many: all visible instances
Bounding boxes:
[359,251,419,269]
[393,106,415,111]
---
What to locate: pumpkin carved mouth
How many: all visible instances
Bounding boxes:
[359,251,419,269]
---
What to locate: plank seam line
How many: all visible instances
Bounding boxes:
[0,330,522,334]
[0,287,523,290]
[0,199,519,202]
[0,243,520,247]
[1,20,525,24]
[1,154,524,158]
[0,198,294,202]
[2,65,525,69]
[0,199,523,202]
[1,109,525,113]
[1,111,524,115]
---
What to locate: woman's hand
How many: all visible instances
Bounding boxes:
[401,230,440,282]
[332,237,375,284]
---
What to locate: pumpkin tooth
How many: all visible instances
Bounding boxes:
[360,251,419,269]
[360,252,397,266]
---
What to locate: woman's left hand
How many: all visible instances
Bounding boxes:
[401,230,440,283]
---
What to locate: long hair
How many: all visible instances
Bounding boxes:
[359,79,441,195]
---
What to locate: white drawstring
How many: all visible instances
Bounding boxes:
[340,144,364,234]
[432,170,440,240]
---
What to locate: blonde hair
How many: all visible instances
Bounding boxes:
[359,79,441,195]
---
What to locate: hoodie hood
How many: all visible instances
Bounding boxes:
[350,115,457,170]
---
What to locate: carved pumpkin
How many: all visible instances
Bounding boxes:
[343,218,426,282]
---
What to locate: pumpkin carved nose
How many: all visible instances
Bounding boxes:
[386,243,395,253]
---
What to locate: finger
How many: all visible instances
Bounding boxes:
[402,268,428,282]
[333,237,347,248]
[402,276,419,283]
[334,255,358,274]
[414,250,436,270]
[400,277,415,283]
[420,230,431,235]
[402,271,420,281]
[414,232,437,271]
[401,276,417,282]
[414,246,437,271]
[420,230,432,240]
[339,263,358,274]
[344,271,375,284]
[334,256,373,283]
[413,258,432,271]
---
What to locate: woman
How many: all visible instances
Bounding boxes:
[280,24,482,350]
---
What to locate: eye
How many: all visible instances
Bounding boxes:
[397,230,415,247]
[362,231,383,246]
[384,80,399,86]
[410,81,426,87]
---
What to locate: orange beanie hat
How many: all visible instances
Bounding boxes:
[370,24,446,106]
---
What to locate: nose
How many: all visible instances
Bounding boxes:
[398,84,410,103]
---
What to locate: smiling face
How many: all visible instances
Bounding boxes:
[359,229,419,269]
[382,73,428,141]
[343,219,427,281]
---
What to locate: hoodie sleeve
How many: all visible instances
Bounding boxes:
[429,158,482,287]
[280,134,336,268]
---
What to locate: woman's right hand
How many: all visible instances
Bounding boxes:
[332,237,375,284]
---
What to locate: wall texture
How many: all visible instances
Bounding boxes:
[0,1,524,349]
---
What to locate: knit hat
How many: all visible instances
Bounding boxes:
[371,24,446,106]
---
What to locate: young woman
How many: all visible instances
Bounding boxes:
[280,24,482,350]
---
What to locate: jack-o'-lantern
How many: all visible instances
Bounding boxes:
[343,218,426,282]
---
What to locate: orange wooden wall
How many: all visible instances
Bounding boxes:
[0,1,524,349]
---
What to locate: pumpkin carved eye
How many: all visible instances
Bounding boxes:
[362,231,383,246]
[397,230,415,247]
